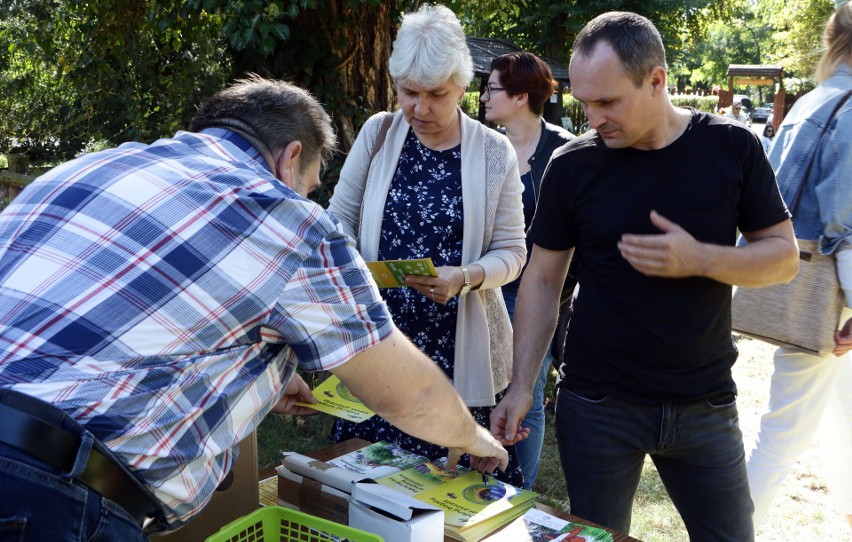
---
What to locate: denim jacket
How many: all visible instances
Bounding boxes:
[768,63,852,255]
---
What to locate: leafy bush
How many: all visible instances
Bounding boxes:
[670,94,718,113]
[562,94,586,134]
[462,91,481,118]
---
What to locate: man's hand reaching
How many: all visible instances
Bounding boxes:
[446,424,510,475]
[270,373,317,416]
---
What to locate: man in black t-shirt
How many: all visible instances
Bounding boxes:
[489,12,799,542]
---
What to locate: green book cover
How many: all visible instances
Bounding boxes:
[412,469,536,535]
[366,257,438,288]
[294,374,375,423]
[376,458,471,497]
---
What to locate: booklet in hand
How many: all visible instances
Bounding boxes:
[294,374,375,423]
[366,257,438,288]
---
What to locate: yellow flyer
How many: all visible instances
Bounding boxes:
[295,374,375,423]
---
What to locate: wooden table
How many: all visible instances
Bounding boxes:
[261,439,642,542]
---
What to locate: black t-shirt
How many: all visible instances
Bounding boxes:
[530,109,790,402]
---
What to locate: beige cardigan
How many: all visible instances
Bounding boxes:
[327,109,526,407]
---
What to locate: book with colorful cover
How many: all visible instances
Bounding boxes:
[325,440,538,541]
[326,440,428,478]
[294,374,375,423]
[375,457,471,497]
[365,257,438,288]
[495,508,613,542]
[413,470,537,542]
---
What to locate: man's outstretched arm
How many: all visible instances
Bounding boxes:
[331,326,509,473]
[490,245,573,446]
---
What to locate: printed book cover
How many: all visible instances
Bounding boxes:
[413,470,536,541]
[365,257,438,288]
[294,374,375,423]
[327,440,428,479]
[495,508,614,542]
[376,457,471,497]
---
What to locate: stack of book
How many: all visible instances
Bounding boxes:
[326,441,536,542]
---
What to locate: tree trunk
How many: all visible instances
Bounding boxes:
[231,1,399,154]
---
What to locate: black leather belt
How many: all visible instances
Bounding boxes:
[0,401,161,527]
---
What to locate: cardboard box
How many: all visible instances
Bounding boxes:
[349,481,444,542]
[274,451,372,525]
[275,464,351,524]
[151,432,259,542]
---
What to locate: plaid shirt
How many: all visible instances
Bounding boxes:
[0,129,392,526]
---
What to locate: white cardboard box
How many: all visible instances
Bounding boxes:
[349,481,444,542]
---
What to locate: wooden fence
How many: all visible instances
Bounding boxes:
[1,154,36,209]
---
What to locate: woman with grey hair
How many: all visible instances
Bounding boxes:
[328,3,527,485]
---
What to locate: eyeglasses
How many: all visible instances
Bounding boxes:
[483,85,506,99]
[734,107,742,111]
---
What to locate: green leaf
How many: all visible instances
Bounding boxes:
[270,23,289,40]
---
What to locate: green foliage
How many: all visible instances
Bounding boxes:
[2,0,835,170]
[0,0,231,160]
[676,12,772,90]
[459,0,733,78]
[461,91,481,118]
[562,93,586,134]
[757,0,834,78]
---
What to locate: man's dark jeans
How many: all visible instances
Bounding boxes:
[555,387,755,541]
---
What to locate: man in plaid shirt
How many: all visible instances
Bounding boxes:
[0,76,509,540]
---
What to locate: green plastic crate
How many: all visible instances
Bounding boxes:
[205,505,383,542]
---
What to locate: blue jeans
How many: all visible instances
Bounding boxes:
[503,289,552,490]
[555,387,754,541]
[0,392,152,542]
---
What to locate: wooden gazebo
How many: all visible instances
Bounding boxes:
[721,64,786,128]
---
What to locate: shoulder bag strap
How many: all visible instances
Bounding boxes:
[355,113,394,245]
[787,90,852,216]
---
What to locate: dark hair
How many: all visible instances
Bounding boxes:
[189,74,337,173]
[489,52,557,116]
[763,123,775,137]
[572,11,667,87]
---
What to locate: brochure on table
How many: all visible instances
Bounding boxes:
[487,508,614,542]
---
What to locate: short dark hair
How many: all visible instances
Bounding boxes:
[490,52,557,116]
[189,74,337,173]
[572,11,667,88]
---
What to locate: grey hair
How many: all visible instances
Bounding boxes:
[189,74,337,173]
[389,4,474,88]
[572,11,667,88]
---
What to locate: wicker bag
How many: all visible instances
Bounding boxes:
[732,239,843,355]
[731,90,851,356]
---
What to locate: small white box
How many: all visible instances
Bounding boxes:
[349,481,444,542]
